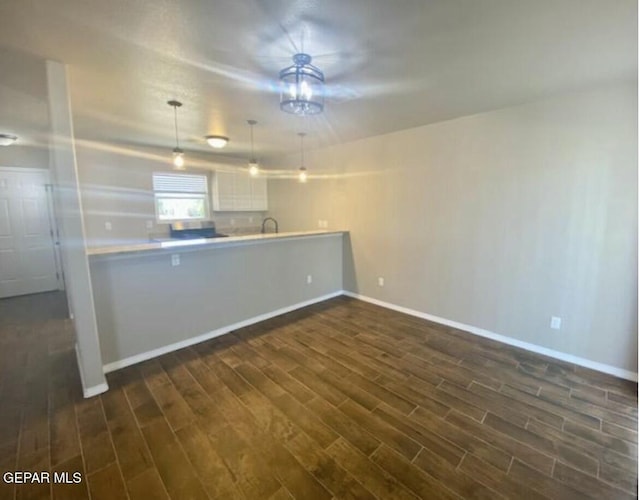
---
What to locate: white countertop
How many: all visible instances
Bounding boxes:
[87,230,346,257]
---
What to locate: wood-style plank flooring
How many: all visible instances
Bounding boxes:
[0,291,637,499]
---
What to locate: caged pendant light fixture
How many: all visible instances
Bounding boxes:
[247,120,259,176]
[168,100,185,169]
[279,53,325,115]
[297,132,308,183]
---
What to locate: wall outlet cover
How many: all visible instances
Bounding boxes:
[171,254,180,266]
[550,316,562,329]
[378,277,385,287]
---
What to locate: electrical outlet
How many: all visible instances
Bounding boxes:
[378,277,385,287]
[306,274,313,284]
[249,217,254,223]
[146,220,153,230]
[105,221,112,231]
[550,316,562,329]
[318,220,323,228]
[171,254,180,266]
[230,219,236,226]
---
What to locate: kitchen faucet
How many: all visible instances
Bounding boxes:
[261,217,278,234]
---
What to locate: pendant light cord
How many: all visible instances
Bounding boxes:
[173,105,180,149]
[250,123,255,158]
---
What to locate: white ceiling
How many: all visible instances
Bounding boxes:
[0,0,636,160]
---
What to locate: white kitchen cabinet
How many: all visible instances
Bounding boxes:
[234,172,252,211]
[212,169,268,212]
[250,176,268,211]
[211,170,236,211]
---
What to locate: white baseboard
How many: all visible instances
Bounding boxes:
[83,382,110,398]
[343,291,638,382]
[75,343,109,398]
[103,291,344,373]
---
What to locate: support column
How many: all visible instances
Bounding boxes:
[46,60,107,397]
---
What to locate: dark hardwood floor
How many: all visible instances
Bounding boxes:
[0,291,637,499]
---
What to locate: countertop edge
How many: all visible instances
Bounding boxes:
[87,230,347,259]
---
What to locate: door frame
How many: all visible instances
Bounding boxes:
[0,166,65,291]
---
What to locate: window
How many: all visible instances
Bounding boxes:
[152,172,209,222]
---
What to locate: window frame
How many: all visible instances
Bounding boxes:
[152,172,210,223]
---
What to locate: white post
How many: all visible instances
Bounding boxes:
[46,60,107,397]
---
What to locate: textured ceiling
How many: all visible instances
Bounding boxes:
[0,0,636,160]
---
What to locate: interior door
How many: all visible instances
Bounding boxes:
[0,168,59,298]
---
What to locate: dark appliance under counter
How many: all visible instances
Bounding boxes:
[168,221,228,240]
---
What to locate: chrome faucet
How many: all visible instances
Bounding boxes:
[261,217,278,234]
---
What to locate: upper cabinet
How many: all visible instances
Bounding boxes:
[212,169,268,212]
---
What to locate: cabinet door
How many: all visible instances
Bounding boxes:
[233,172,252,211]
[250,176,268,211]
[212,170,236,211]
[212,169,268,212]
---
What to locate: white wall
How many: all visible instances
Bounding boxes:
[266,81,638,374]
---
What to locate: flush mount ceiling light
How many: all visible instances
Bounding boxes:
[168,100,185,169]
[279,53,325,116]
[298,132,308,183]
[205,135,229,148]
[0,134,18,146]
[247,120,259,177]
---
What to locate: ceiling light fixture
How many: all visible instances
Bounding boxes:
[168,100,185,169]
[279,53,325,115]
[205,135,229,149]
[0,134,18,146]
[298,132,307,183]
[247,120,259,177]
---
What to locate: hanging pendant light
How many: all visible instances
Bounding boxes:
[279,53,325,115]
[247,120,259,176]
[298,132,308,183]
[168,100,185,169]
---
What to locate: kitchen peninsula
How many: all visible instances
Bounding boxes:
[88,230,346,372]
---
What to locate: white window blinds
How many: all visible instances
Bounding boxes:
[152,173,207,193]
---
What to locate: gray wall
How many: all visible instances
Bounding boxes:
[0,145,49,169]
[90,234,343,365]
[266,81,638,372]
[0,47,50,170]
[75,144,266,246]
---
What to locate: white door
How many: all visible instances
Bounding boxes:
[0,168,59,298]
